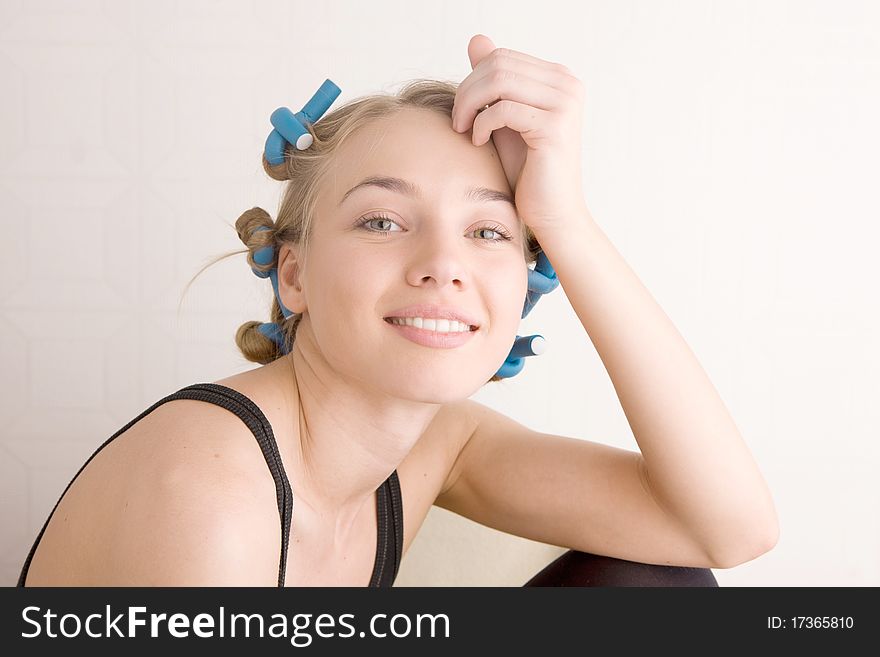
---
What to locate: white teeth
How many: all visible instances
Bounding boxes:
[389,317,472,333]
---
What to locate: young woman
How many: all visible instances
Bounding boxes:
[18,35,776,587]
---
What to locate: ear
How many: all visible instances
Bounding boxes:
[276,243,307,315]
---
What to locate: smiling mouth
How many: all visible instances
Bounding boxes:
[383,317,479,332]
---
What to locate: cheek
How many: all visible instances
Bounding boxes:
[306,256,385,331]
[487,265,530,331]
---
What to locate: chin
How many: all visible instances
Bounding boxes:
[381,374,474,405]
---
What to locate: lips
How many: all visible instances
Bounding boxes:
[384,317,477,332]
[383,303,480,329]
[384,316,478,349]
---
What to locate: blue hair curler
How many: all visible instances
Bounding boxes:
[494,250,559,378]
[251,226,294,320]
[254,77,560,378]
[264,79,341,165]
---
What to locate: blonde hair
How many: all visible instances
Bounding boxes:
[181,79,542,383]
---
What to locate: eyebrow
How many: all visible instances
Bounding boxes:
[338,175,515,209]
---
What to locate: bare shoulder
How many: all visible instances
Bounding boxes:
[24,397,281,586]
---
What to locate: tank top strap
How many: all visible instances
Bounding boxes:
[172,383,293,587]
[369,469,404,587]
[388,469,404,583]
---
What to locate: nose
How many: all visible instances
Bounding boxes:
[406,226,469,289]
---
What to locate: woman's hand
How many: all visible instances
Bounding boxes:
[452,34,589,236]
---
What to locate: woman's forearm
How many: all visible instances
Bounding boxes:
[533,206,779,567]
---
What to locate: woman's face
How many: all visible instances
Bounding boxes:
[285,107,529,403]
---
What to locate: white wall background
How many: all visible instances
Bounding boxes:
[1,0,877,587]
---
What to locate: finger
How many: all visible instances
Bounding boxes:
[485,45,573,78]
[453,72,569,135]
[455,53,574,114]
[469,100,554,147]
[453,56,579,129]
[467,34,496,71]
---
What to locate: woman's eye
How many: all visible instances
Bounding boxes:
[360,215,400,233]
[357,215,512,242]
[473,226,513,242]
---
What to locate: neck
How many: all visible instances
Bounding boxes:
[270,323,442,542]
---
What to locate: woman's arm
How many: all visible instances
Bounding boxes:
[534,205,779,568]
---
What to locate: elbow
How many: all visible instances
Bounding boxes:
[710,519,780,570]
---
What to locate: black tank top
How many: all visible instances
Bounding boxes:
[17,383,404,588]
